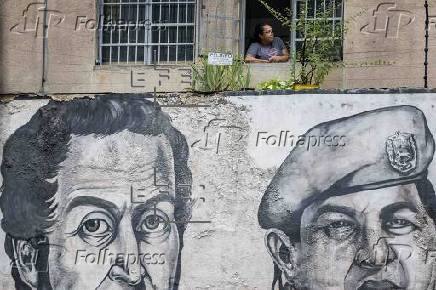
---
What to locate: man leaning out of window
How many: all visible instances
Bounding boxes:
[245,23,290,63]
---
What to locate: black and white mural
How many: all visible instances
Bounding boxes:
[2,94,436,289]
[1,97,192,289]
[258,106,436,290]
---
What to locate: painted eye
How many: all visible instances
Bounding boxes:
[75,212,115,247]
[82,219,110,235]
[384,218,416,235]
[139,214,167,232]
[323,220,357,241]
[143,215,162,230]
[136,210,169,235]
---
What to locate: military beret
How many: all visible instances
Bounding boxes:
[258,105,435,236]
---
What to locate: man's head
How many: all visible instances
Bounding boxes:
[258,106,436,289]
[0,96,192,289]
[254,23,274,45]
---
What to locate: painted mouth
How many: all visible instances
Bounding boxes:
[358,280,403,290]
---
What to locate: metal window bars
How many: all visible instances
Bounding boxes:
[99,0,196,65]
[291,0,343,56]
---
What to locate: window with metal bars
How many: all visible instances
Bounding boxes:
[292,0,343,59]
[245,0,343,60]
[98,0,196,65]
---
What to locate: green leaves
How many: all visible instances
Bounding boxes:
[256,0,293,30]
[258,79,295,90]
[191,55,250,93]
[256,0,344,85]
[293,2,343,84]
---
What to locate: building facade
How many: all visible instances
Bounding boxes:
[0,0,433,94]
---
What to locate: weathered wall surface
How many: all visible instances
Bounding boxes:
[0,0,197,94]
[2,93,436,289]
[1,0,435,94]
[342,0,427,88]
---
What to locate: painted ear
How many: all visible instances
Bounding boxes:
[13,239,39,288]
[265,229,299,280]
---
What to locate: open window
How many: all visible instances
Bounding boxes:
[244,0,290,53]
[243,0,344,59]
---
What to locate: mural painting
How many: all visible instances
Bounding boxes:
[0,97,192,289]
[258,106,436,290]
[1,94,436,289]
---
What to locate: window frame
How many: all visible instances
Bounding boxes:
[292,0,344,58]
[97,0,197,65]
[241,0,344,60]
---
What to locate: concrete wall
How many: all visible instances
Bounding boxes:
[2,93,436,289]
[197,0,242,55]
[0,0,434,92]
[244,0,434,89]
[0,0,198,94]
[342,0,427,88]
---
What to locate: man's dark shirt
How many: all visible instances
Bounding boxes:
[246,37,286,60]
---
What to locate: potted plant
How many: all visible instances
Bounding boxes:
[191,54,251,93]
[256,0,343,89]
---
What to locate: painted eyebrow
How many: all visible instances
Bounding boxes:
[312,205,357,222]
[380,202,418,220]
[132,193,175,220]
[65,196,120,218]
[65,192,175,225]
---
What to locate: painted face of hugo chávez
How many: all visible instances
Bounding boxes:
[39,131,179,290]
[298,184,436,290]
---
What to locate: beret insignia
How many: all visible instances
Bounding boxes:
[386,132,417,175]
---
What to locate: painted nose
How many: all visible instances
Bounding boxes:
[355,237,397,268]
[108,255,146,286]
[108,221,145,285]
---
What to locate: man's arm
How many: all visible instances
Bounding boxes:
[269,48,290,63]
[245,43,268,63]
[245,54,269,63]
[268,38,290,63]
